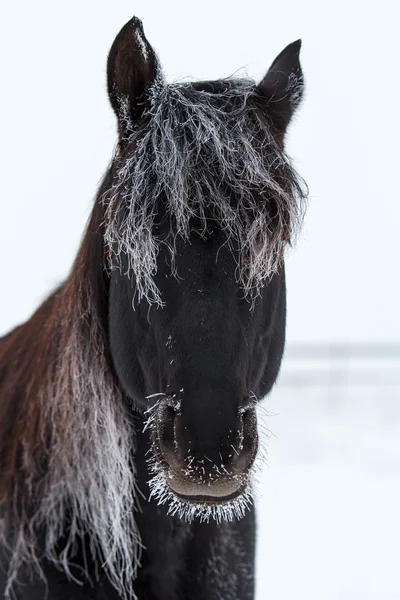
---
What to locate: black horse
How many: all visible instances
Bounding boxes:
[0,17,306,600]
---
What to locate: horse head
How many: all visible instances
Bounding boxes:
[105,17,306,519]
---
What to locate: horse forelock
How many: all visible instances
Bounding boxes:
[103,77,307,306]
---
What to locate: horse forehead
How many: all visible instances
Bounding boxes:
[156,231,238,282]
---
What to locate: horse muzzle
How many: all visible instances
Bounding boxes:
[151,398,258,504]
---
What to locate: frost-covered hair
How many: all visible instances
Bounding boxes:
[0,207,140,599]
[148,469,254,524]
[104,77,307,306]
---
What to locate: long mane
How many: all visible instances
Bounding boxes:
[0,170,139,599]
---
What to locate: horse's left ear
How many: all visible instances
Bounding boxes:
[257,40,304,134]
[107,17,163,134]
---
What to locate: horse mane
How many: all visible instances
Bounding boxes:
[104,77,307,306]
[0,169,139,599]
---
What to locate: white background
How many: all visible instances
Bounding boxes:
[0,0,399,341]
[0,2,399,600]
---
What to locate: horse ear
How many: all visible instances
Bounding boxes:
[257,40,304,134]
[107,17,163,133]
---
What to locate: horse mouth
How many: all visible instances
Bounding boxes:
[148,464,254,521]
[162,459,252,505]
[165,477,249,505]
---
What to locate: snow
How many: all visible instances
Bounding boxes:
[255,375,400,599]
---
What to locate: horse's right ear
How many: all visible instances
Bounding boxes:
[107,17,163,134]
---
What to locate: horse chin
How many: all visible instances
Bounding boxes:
[147,463,254,522]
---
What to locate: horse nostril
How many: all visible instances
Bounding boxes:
[157,401,183,465]
[230,406,258,472]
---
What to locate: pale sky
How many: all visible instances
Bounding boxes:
[0,0,399,342]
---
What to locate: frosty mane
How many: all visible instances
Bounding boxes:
[0,199,140,600]
[104,78,307,305]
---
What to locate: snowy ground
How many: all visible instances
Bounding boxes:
[255,376,400,600]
